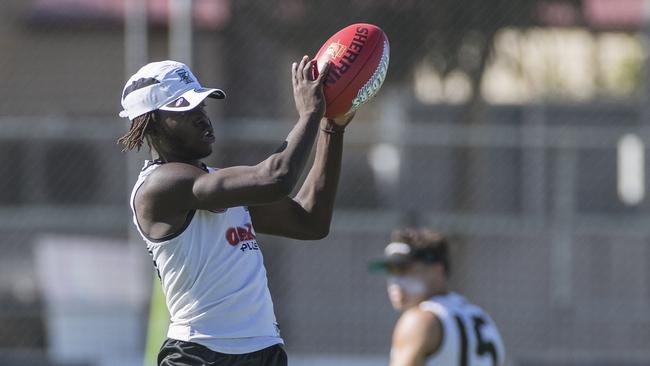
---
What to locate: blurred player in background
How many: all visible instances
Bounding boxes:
[370,228,506,366]
[117,57,351,366]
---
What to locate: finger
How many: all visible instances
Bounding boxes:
[315,61,331,84]
[332,111,355,127]
[343,111,356,124]
[308,60,319,81]
[301,56,313,81]
[291,62,299,86]
[297,55,308,81]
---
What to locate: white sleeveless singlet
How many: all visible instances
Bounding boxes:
[130,160,283,354]
[419,292,506,366]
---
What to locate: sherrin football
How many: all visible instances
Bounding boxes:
[313,23,390,119]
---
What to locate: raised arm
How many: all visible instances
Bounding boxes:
[144,56,331,213]
[249,113,352,240]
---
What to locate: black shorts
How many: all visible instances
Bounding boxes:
[158,338,288,366]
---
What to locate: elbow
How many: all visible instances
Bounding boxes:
[263,158,298,198]
[306,221,330,240]
[297,228,329,241]
[311,225,330,240]
[273,173,296,197]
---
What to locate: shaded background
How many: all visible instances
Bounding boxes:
[1,0,650,365]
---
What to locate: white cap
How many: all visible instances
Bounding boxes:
[119,60,225,120]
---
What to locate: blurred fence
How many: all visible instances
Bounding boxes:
[0,101,649,365]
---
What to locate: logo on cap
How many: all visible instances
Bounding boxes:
[170,97,190,108]
[175,69,194,84]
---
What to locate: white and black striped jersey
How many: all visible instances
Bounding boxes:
[419,292,506,366]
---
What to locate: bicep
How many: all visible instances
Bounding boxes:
[190,163,290,209]
[149,162,290,212]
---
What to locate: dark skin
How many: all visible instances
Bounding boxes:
[134,56,353,240]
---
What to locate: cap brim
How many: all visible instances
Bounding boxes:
[368,259,389,273]
[159,87,226,112]
[368,256,413,273]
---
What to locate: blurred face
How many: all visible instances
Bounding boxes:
[386,262,440,312]
[155,103,215,160]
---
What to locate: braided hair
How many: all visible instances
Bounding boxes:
[117,77,163,152]
[117,111,157,152]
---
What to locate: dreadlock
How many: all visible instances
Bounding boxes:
[117,111,157,152]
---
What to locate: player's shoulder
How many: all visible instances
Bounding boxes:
[139,162,207,201]
[393,306,442,352]
[150,161,207,177]
[148,162,206,184]
[450,295,500,330]
[454,295,491,316]
[398,306,440,331]
[434,292,479,311]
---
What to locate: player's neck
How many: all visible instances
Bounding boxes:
[426,284,449,298]
[150,149,203,169]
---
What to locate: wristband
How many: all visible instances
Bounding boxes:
[320,120,345,134]
[320,126,345,134]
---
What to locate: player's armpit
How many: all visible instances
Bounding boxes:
[390,307,442,366]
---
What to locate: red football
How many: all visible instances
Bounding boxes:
[313,23,390,118]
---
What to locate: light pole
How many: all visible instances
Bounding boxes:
[169,0,194,67]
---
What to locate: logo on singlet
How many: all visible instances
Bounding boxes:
[225,223,259,252]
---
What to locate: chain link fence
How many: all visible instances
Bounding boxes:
[1,1,650,365]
